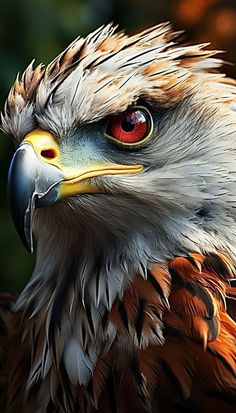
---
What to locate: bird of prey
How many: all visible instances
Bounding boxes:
[1,23,236,413]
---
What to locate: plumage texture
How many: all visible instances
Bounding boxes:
[1,23,236,412]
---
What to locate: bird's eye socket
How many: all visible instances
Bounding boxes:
[104,106,153,147]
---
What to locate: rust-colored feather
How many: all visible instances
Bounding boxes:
[1,252,236,412]
[87,253,236,412]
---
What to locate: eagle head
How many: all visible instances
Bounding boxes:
[1,23,236,404]
[3,23,236,263]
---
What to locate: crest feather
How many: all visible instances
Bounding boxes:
[1,23,236,140]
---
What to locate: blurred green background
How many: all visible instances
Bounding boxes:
[1,0,236,293]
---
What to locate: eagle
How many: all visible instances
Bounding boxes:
[1,23,236,413]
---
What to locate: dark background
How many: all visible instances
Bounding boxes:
[1,0,236,292]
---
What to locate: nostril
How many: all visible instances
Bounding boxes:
[41,149,57,160]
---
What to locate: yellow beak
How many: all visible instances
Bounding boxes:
[23,128,143,198]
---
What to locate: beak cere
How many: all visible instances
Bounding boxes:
[8,142,64,252]
[7,128,143,253]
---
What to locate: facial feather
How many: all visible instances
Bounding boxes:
[1,23,236,410]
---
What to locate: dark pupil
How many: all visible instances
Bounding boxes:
[121,116,135,132]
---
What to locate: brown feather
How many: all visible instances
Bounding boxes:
[1,252,236,412]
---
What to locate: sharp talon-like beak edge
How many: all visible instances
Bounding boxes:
[7,143,63,253]
[8,129,143,253]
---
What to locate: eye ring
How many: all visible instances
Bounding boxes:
[103,106,153,148]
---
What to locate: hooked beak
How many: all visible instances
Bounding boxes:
[8,129,143,253]
[8,142,63,252]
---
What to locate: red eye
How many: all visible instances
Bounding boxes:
[105,107,153,146]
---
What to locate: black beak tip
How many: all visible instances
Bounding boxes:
[18,215,34,254]
[18,227,34,254]
[7,148,35,254]
[7,192,34,254]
